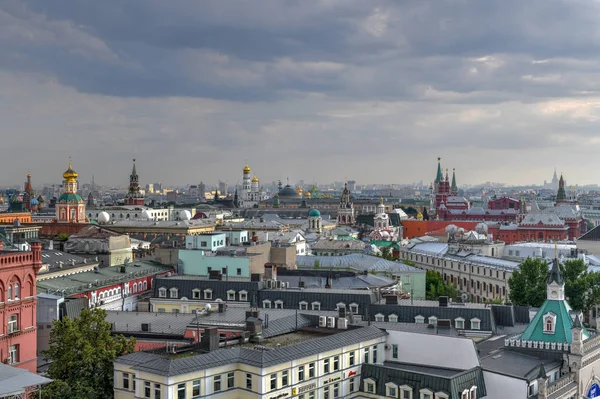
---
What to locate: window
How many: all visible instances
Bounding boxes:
[246,373,252,390]
[428,316,438,326]
[392,344,399,359]
[324,386,330,399]
[227,372,234,388]
[282,370,288,386]
[270,373,277,390]
[157,308,165,313]
[122,373,130,390]
[227,290,235,301]
[349,351,355,366]
[324,358,330,373]
[312,301,321,310]
[336,302,346,311]
[375,313,385,322]
[158,287,167,298]
[365,379,376,393]
[8,315,18,333]
[156,384,163,399]
[350,377,356,392]
[350,303,359,314]
[333,356,340,371]
[400,385,413,399]
[169,288,178,298]
[386,383,398,397]
[7,285,12,300]
[470,318,481,330]
[299,301,308,310]
[455,318,465,329]
[275,300,284,309]
[237,268,242,276]
[263,300,272,308]
[435,393,449,399]
[309,362,315,378]
[373,345,378,363]
[528,383,535,396]
[204,289,213,300]
[309,392,315,399]
[415,315,425,324]
[298,365,305,381]
[388,314,398,323]
[14,284,19,299]
[469,386,477,399]
[192,379,201,397]
[239,291,248,301]
[172,309,179,314]
[144,381,151,398]
[192,289,201,299]
[543,313,556,334]
[461,391,469,399]
[8,345,18,364]
[420,388,434,399]
[214,375,221,392]
[333,383,339,398]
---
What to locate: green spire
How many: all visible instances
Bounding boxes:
[556,174,566,201]
[435,157,443,183]
[451,168,457,190]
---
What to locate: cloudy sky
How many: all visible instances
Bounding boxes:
[2,0,599,188]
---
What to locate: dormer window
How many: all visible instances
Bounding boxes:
[543,312,556,334]
[415,315,425,324]
[169,288,178,298]
[158,287,167,298]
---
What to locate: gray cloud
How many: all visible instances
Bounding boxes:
[2,0,600,187]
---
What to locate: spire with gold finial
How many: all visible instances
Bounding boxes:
[243,162,251,174]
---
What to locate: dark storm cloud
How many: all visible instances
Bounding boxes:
[5,0,600,101]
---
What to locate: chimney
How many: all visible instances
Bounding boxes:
[201,327,220,352]
[218,302,225,313]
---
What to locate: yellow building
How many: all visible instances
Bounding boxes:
[114,325,387,399]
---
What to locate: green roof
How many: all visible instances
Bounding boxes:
[57,193,84,203]
[370,240,399,249]
[308,209,321,217]
[520,299,589,344]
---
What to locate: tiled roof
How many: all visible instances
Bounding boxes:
[116,325,387,376]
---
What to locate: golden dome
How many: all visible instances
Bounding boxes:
[63,160,78,181]
[417,212,423,220]
[243,163,251,174]
[296,186,303,195]
[252,176,259,183]
[305,191,311,198]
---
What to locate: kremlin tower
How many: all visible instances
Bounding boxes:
[125,159,145,206]
[56,160,86,223]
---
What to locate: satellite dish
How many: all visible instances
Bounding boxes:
[205,303,212,311]
[461,293,469,303]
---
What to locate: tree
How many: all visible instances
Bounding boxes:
[42,308,135,399]
[561,259,588,312]
[508,258,551,307]
[377,246,395,261]
[313,260,320,269]
[425,270,457,300]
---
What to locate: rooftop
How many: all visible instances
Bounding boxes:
[116,325,387,376]
[37,260,173,296]
[296,254,424,273]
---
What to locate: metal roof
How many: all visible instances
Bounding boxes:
[0,363,52,395]
[296,254,424,273]
[116,325,387,376]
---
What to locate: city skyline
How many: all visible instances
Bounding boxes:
[2,1,600,186]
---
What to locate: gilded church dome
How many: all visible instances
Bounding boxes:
[63,161,78,181]
[252,176,259,183]
[243,163,251,173]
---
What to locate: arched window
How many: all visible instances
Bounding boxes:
[143,281,148,290]
[7,285,12,301]
[138,282,142,292]
[133,284,138,294]
[546,319,553,331]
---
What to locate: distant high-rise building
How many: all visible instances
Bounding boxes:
[347,180,356,191]
[218,181,228,197]
[199,181,206,199]
[146,183,154,194]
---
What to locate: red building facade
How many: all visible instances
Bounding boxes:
[0,241,42,373]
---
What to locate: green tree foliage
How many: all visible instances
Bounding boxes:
[377,246,395,261]
[313,260,320,269]
[42,308,135,399]
[508,257,548,307]
[561,259,588,312]
[425,270,457,300]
